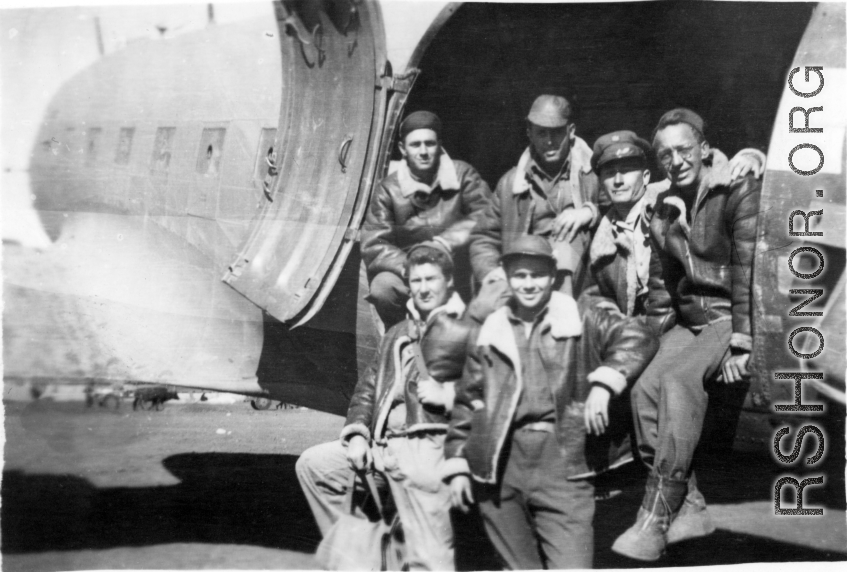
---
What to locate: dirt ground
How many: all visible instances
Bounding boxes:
[3,399,846,571]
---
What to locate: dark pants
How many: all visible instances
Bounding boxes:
[631,321,732,481]
[477,429,595,570]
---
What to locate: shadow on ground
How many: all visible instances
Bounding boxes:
[3,449,844,569]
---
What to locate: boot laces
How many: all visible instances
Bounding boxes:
[639,475,672,532]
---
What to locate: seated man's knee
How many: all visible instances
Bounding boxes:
[370,272,405,297]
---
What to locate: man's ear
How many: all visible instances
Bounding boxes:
[567,123,576,140]
[642,168,651,185]
[700,140,711,161]
[398,139,408,159]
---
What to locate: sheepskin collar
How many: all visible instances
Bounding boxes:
[590,194,650,266]
[406,291,466,325]
[477,292,581,364]
[653,148,732,239]
[396,149,460,198]
[511,136,594,195]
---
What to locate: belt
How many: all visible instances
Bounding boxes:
[515,420,555,433]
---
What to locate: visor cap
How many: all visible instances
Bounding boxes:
[591,130,652,171]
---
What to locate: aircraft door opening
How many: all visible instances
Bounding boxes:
[400,2,816,189]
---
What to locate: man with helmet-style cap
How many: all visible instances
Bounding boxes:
[443,234,659,569]
[297,240,476,570]
[362,110,491,328]
[611,108,764,561]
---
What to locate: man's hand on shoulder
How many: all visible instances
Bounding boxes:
[729,150,765,180]
[449,475,475,513]
[345,435,371,471]
[553,205,594,243]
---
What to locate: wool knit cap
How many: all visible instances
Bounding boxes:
[653,108,706,140]
[399,111,443,141]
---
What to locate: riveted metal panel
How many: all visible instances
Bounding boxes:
[223,0,380,323]
[750,3,846,410]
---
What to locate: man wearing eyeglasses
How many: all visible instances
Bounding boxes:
[612,109,764,561]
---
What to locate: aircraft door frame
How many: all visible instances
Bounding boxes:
[223,0,385,324]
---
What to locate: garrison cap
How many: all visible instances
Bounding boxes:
[400,111,443,141]
[527,95,571,128]
[591,130,652,171]
[501,235,556,268]
[653,108,706,141]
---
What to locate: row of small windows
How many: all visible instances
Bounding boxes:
[75,125,277,180]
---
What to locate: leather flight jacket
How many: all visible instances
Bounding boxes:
[361,154,491,280]
[341,293,476,443]
[442,292,659,485]
[583,192,676,336]
[647,150,760,351]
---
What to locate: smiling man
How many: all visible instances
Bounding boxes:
[584,130,676,334]
[443,235,658,569]
[296,242,475,570]
[612,109,763,561]
[362,111,491,328]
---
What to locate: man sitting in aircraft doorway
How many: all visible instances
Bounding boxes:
[361,111,491,329]
[443,235,659,569]
[611,109,763,561]
[296,241,476,570]
[583,130,676,336]
[467,94,601,322]
[467,95,766,324]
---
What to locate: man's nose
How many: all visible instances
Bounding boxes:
[670,150,685,167]
[614,172,623,185]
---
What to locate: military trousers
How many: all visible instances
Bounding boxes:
[296,435,454,571]
[477,428,595,570]
[631,320,732,481]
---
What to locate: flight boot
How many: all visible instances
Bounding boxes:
[611,474,687,561]
[667,472,715,544]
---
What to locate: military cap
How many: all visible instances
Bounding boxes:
[399,111,442,141]
[407,239,452,260]
[527,95,572,128]
[500,234,556,267]
[653,108,706,140]
[591,130,652,171]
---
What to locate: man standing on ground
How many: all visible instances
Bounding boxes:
[612,109,762,561]
[444,235,659,569]
[362,111,491,328]
[296,242,475,570]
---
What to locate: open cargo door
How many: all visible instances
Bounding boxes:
[223,0,384,323]
[750,2,846,410]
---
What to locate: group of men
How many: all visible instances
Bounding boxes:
[296,95,765,570]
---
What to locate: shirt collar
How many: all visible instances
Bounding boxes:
[611,193,649,232]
